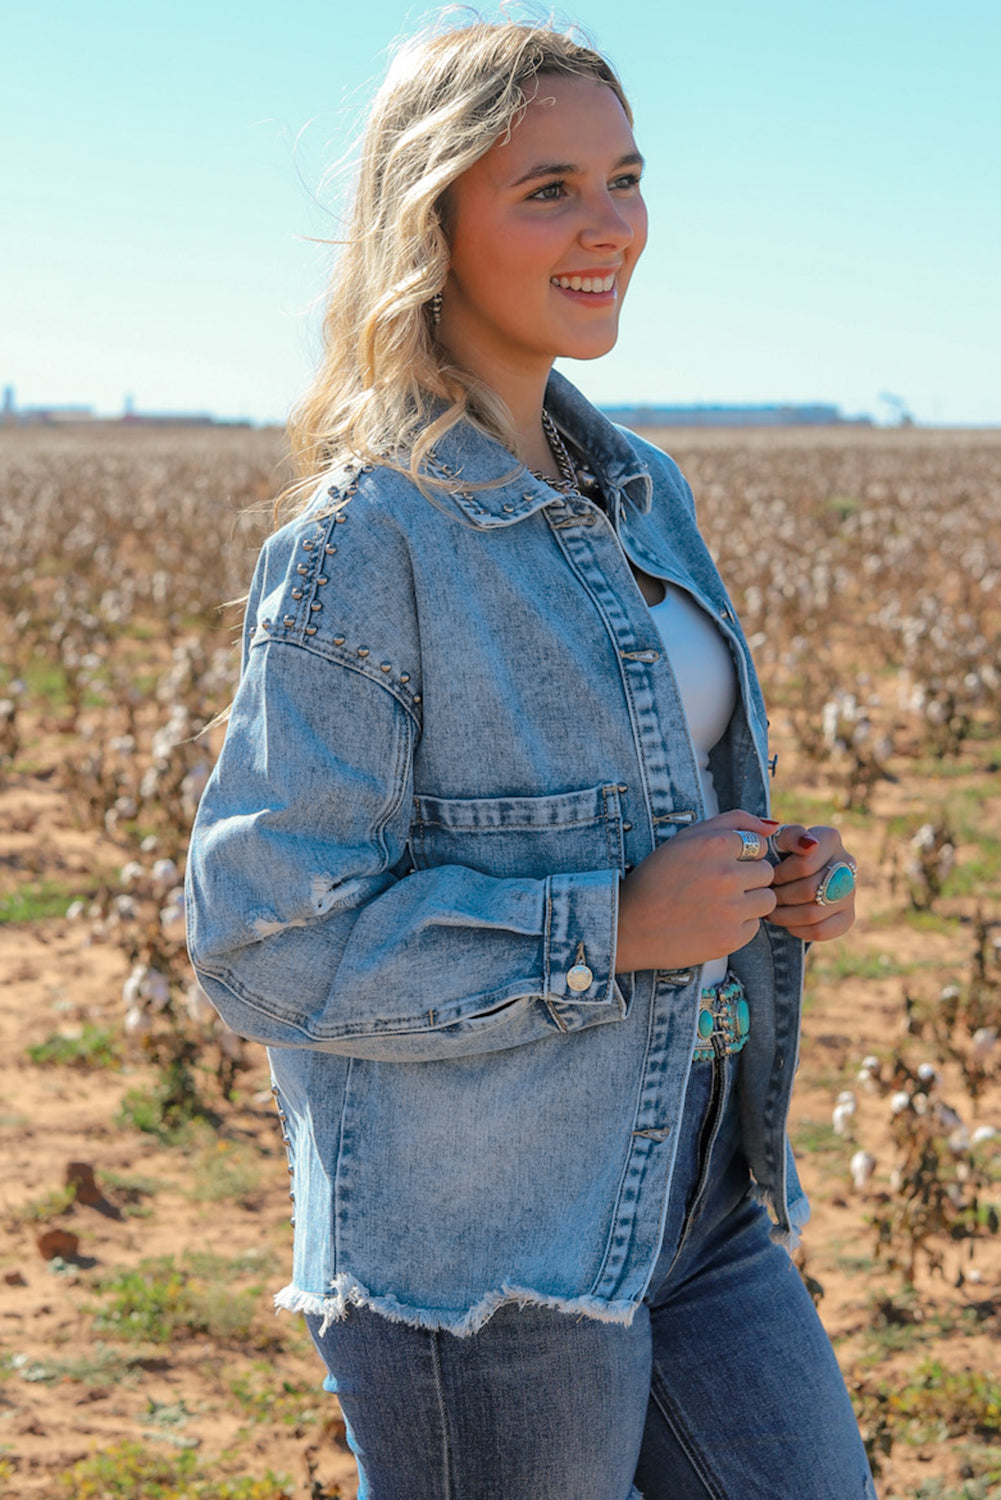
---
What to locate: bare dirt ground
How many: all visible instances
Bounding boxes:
[2,423,1000,1499]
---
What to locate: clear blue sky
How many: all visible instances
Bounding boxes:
[4,0,998,425]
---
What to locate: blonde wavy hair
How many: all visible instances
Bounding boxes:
[277,13,631,522]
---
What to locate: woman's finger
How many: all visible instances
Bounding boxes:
[768,823,821,860]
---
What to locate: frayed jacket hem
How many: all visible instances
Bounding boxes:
[274,1276,640,1339]
[749,1180,810,1252]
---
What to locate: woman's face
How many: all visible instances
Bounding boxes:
[439,75,647,385]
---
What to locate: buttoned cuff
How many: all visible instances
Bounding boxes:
[543,869,625,1025]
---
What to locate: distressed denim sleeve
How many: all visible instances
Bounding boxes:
[185,639,625,1061]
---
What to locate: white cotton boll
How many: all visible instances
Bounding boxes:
[122,963,148,1008]
[160,904,186,938]
[119,861,145,890]
[112,894,137,921]
[971,1028,997,1060]
[124,1004,151,1037]
[890,1091,912,1116]
[181,763,210,816]
[861,1055,880,1074]
[832,1092,857,1136]
[971,1125,998,1146]
[917,1062,940,1086]
[142,967,171,1011]
[66,899,87,921]
[912,1092,929,1116]
[939,985,961,1005]
[139,765,161,800]
[140,834,160,855]
[151,858,180,892]
[948,1127,971,1155]
[889,1167,904,1193]
[849,1150,876,1189]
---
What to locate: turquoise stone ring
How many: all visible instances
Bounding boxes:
[815,860,856,906]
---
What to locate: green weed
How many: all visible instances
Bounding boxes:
[790,1118,844,1159]
[226,1361,323,1429]
[117,1052,218,1143]
[27,1023,120,1069]
[56,1441,295,1499]
[87,1254,269,1347]
[0,878,81,924]
[188,1137,262,1205]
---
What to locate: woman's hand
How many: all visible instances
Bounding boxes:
[615,811,779,974]
[766,823,857,942]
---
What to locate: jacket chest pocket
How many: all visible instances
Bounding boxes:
[409,783,625,882]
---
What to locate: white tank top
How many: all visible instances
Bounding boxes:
[647,583,739,989]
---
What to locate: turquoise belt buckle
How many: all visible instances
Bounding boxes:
[694,976,750,1061]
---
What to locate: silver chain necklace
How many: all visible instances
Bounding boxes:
[534,408,580,493]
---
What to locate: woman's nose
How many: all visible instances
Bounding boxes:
[578,193,634,250]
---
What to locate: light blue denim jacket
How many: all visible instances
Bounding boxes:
[185,370,809,1336]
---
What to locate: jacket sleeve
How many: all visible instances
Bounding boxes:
[185,633,626,1062]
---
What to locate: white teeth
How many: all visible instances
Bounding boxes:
[551,273,616,293]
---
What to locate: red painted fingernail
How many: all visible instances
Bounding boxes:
[799,835,820,849]
[760,818,780,827]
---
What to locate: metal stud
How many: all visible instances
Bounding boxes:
[357,647,369,658]
[502,504,514,513]
[302,540,313,551]
[335,515,347,524]
[399,673,410,684]
[296,563,308,575]
[305,626,317,635]
[333,636,345,646]
[317,576,328,585]
[618,784,628,793]
[310,601,322,611]
[291,589,303,600]
[380,662,392,673]
[283,615,295,627]
[413,694,422,703]
[325,544,336,555]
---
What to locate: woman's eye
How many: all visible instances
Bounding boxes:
[529,180,566,201]
[612,172,642,191]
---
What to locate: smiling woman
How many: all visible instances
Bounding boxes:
[437,75,647,457]
[185,13,875,1499]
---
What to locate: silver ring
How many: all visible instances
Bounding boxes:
[736,830,762,862]
[815,860,856,906]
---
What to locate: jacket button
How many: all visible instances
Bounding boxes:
[567,963,593,992]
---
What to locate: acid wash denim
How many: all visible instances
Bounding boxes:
[185,368,810,1337]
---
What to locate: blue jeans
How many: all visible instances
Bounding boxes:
[306,1053,877,1499]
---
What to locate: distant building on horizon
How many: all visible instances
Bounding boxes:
[602,402,873,428]
[0,386,248,428]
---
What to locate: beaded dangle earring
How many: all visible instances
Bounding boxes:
[429,291,443,326]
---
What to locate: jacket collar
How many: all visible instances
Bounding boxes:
[420,369,653,529]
